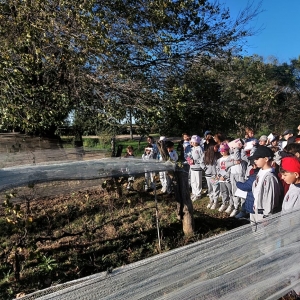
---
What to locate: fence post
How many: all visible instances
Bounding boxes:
[173,163,194,235]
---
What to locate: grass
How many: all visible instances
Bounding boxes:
[60,134,171,157]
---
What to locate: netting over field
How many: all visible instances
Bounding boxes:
[0,149,298,300]
[17,209,300,300]
[0,147,106,168]
[0,154,175,200]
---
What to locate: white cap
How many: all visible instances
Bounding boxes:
[159,136,166,141]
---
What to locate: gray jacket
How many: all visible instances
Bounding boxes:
[253,170,281,216]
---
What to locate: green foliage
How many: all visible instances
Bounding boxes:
[0,0,262,136]
[163,55,300,136]
[83,138,99,148]
[38,255,58,274]
[0,269,13,285]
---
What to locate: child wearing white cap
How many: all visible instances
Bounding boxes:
[188,135,204,201]
[258,135,268,146]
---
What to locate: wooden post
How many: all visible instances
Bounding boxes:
[157,140,194,235]
[111,137,116,157]
[173,163,194,235]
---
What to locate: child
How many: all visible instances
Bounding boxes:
[268,135,281,150]
[235,158,260,219]
[159,140,177,194]
[147,136,158,159]
[203,130,216,152]
[284,143,300,160]
[177,133,191,162]
[225,139,248,217]
[279,157,300,297]
[188,135,204,201]
[142,144,155,191]
[243,127,258,158]
[200,144,221,209]
[124,145,135,190]
[216,142,234,212]
[280,157,300,214]
[165,140,178,162]
[213,132,226,145]
[258,135,268,146]
[124,145,134,158]
[248,146,281,223]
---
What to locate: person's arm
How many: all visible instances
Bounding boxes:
[282,193,300,214]
[224,159,235,169]
[236,176,254,192]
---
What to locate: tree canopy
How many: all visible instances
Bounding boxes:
[3,0,295,137]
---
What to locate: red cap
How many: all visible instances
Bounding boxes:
[281,157,300,174]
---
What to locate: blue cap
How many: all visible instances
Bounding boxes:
[204,130,212,137]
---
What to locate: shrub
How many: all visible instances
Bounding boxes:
[83,138,99,148]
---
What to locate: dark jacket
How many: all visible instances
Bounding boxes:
[236,168,260,214]
[203,138,216,152]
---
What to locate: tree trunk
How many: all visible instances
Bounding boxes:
[73,127,84,160]
[173,164,194,235]
[111,137,116,157]
[129,109,133,140]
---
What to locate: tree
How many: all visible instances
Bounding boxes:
[162,53,300,137]
[0,0,262,136]
[0,1,105,134]
[215,55,300,134]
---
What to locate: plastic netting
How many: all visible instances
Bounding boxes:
[1,150,299,300]
[0,157,175,187]
[17,209,300,300]
[0,148,106,168]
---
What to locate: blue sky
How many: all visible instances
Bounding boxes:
[223,0,300,63]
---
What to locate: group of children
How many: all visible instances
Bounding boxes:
[123,128,300,221]
[123,128,300,297]
[123,136,178,192]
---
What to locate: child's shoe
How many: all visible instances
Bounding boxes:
[161,186,167,193]
[192,195,200,202]
[225,205,233,214]
[218,204,227,212]
[127,182,133,190]
[210,203,217,210]
[229,209,238,217]
[206,201,213,209]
